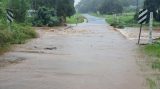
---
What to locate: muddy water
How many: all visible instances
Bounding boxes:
[0,14,147,89]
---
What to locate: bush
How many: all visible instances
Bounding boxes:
[33,20,43,27]
[48,17,60,27]
[33,7,60,27]
[66,14,85,24]
[0,22,37,53]
[0,30,12,46]
[11,23,37,44]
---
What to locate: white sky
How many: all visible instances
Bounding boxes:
[74,0,81,5]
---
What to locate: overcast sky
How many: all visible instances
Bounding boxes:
[74,0,81,5]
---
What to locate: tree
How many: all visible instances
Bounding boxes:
[0,0,8,22]
[8,0,29,23]
[31,0,75,23]
[31,0,56,10]
[33,6,60,27]
[76,0,144,13]
[98,0,123,14]
[144,0,160,21]
[56,0,75,23]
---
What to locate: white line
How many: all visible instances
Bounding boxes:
[138,15,147,24]
[139,10,148,18]
[7,14,13,22]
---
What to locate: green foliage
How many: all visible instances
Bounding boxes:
[144,0,160,21]
[31,0,75,24]
[144,42,160,70]
[144,43,160,58]
[104,13,138,28]
[56,0,75,23]
[76,0,144,13]
[0,30,12,46]
[8,0,28,23]
[152,59,160,70]
[33,7,60,27]
[66,14,85,24]
[11,23,37,44]
[31,0,56,10]
[0,23,37,53]
[48,16,60,27]
[98,0,123,14]
[147,78,157,89]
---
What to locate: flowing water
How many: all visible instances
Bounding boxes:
[0,14,147,89]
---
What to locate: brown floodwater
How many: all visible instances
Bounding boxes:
[0,14,147,89]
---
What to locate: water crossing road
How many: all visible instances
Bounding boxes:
[0,14,147,89]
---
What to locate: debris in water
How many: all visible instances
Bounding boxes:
[44,47,57,50]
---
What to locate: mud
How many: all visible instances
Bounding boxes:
[0,14,148,89]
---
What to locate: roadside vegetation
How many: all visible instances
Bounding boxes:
[143,41,160,70]
[66,14,85,24]
[93,13,160,28]
[77,0,160,28]
[0,0,76,54]
[92,13,138,28]
[0,0,37,54]
[141,41,160,89]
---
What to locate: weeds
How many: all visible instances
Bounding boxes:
[142,40,160,89]
[147,78,157,89]
[144,43,160,58]
[0,23,37,53]
[92,12,160,28]
[66,14,85,24]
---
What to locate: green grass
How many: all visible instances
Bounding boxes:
[105,14,138,28]
[143,42,160,70]
[144,43,160,58]
[92,13,138,28]
[153,21,160,27]
[147,78,157,89]
[0,22,37,54]
[92,13,160,28]
[66,14,85,24]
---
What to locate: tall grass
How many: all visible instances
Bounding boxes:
[0,22,37,54]
[92,12,160,28]
[143,42,160,70]
[66,14,85,24]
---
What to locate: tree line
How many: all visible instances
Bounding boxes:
[76,0,160,21]
[144,0,160,21]
[76,0,144,14]
[0,0,76,26]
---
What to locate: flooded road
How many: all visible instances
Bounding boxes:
[0,14,147,89]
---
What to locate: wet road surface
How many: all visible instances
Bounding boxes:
[0,14,147,89]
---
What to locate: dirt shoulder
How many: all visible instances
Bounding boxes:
[116,27,160,43]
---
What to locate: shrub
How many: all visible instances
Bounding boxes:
[11,23,37,44]
[0,30,12,46]
[48,17,60,27]
[33,7,60,27]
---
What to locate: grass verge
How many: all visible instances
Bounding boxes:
[142,41,160,89]
[147,78,157,89]
[92,13,137,28]
[66,14,85,24]
[92,13,160,29]
[143,42,160,70]
[0,23,37,54]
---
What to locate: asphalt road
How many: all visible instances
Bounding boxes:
[0,14,147,89]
